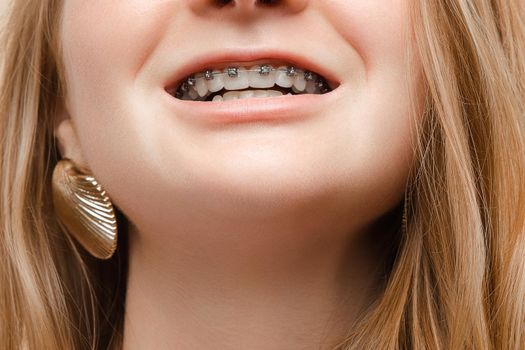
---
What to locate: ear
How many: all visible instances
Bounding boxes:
[54,101,91,173]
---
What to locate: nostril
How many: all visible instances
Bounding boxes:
[214,0,233,7]
[192,0,306,15]
[257,0,280,5]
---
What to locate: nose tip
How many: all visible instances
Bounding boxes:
[189,0,308,16]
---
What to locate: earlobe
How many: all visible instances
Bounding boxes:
[53,104,91,173]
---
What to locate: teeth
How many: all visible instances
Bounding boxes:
[180,81,190,92]
[216,89,284,101]
[285,66,298,77]
[249,65,276,89]
[172,64,332,101]
[195,76,208,97]
[239,90,256,99]
[223,66,250,90]
[254,90,283,98]
[305,80,317,94]
[293,73,306,91]
[188,88,199,100]
[187,76,196,87]
[304,71,316,81]
[204,70,215,80]
[223,91,238,101]
[206,69,224,93]
[275,65,294,88]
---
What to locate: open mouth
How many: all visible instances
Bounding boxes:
[166,63,337,102]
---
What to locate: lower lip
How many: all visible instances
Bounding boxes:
[162,88,342,126]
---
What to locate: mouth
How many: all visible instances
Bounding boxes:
[165,60,339,102]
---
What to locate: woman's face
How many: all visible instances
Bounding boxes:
[58,0,422,238]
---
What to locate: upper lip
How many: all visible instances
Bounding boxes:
[163,48,341,93]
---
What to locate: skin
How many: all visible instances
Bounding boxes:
[56,0,423,349]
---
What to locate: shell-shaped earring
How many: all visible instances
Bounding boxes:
[52,159,118,260]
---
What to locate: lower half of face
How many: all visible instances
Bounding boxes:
[59,0,422,238]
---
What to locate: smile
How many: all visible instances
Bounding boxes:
[166,63,333,102]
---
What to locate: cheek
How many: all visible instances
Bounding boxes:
[59,1,181,179]
[322,0,410,70]
[61,1,177,80]
[60,1,177,140]
[320,0,420,206]
[330,0,420,145]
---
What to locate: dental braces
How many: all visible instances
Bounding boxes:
[173,64,331,100]
[194,65,304,81]
[180,64,329,93]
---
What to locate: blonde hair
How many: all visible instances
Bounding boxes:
[0,0,523,349]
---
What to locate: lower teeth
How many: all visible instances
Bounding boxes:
[212,89,289,102]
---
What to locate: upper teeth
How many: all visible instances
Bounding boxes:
[170,64,331,101]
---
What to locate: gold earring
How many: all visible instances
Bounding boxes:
[52,159,118,260]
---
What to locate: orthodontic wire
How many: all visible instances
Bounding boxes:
[177,64,330,97]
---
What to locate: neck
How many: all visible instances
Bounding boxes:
[121,208,399,350]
